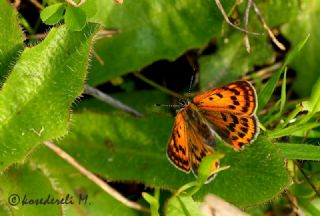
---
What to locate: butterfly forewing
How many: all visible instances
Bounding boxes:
[184,105,219,180]
[167,112,191,173]
[193,81,257,116]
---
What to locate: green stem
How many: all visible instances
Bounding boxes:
[133,72,183,98]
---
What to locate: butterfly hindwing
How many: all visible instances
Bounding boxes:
[203,111,259,150]
[167,112,191,173]
[193,81,257,116]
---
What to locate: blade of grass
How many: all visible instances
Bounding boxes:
[258,34,310,112]
[133,72,183,98]
[300,78,320,124]
[268,122,320,138]
[281,103,304,128]
[276,143,320,160]
[280,67,287,114]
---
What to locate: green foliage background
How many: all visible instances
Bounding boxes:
[0,0,320,215]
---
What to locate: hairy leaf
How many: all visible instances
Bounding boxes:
[0,24,98,172]
[0,0,24,86]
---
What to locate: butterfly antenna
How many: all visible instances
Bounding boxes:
[155,104,181,107]
[187,75,195,98]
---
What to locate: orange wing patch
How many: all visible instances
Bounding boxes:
[204,112,259,150]
[193,81,257,116]
[167,112,191,173]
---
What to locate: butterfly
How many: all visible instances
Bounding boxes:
[166,80,259,182]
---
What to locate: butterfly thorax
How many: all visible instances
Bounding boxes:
[180,102,215,145]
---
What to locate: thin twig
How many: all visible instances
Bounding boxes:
[84,85,143,117]
[29,0,44,10]
[215,0,262,36]
[95,29,120,40]
[43,141,150,213]
[243,0,253,53]
[294,161,320,198]
[92,50,105,65]
[242,62,282,81]
[133,73,183,99]
[26,33,47,40]
[13,0,21,8]
[66,0,86,7]
[252,1,286,51]
[114,0,124,4]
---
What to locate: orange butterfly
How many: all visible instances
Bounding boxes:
[167,81,259,182]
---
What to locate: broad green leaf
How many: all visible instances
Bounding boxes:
[199,32,274,90]
[0,164,62,215]
[281,0,320,97]
[254,0,299,26]
[0,205,10,215]
[29,145,142,216]
[194,136,290,207]
[166,196,202,216]
[86,0,234,86]
[0,0,24,85]
[40,3,65,25]
[65,6,87,31]
[258,35,309,112]
[80,0,97,18]
[276,143,320,160]
[52,112,289,207]
[0,24,99,172]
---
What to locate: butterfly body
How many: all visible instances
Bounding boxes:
[167,81,259,181]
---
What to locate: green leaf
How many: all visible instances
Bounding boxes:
[53,112,289,207]
[199,32,274,90]
[194,136,290,207]
[80,0,97,18]
[0,0,24,85]
[166,196,202,216]
[0,24,99,172]
[65,6,87,31]
[282,0,320,97]
[276,143,320,160]
[40,3,65,25]
[142,191,159,216]
[86,0,234,86]
[28,145,142,216]
[197,153,226,185]
[258,34,309,112]
[0,164,62,215]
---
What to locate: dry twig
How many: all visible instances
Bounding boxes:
[66,0,86,7]
[43,141,149,213]
[243,0,253,52]
[252,1,286,51]
[84,85,143,117]
[215,0,261,36]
